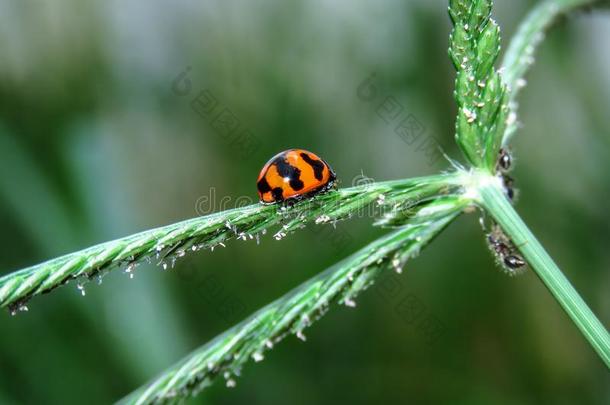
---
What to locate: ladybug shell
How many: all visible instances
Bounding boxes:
[257,149,336,204]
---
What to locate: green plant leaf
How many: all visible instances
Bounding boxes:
[500,0,603,144]
[118,203,464,404]
[0,174,462,312]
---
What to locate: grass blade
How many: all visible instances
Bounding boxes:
[476,175,610,368]
[118,199,467,404]
[500,0,601,143]
[0,174,462,312]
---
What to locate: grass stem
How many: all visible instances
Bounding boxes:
[477,178,610,368]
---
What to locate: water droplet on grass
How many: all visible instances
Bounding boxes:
[392,258,403,274]
[315,215,331,224]
[77,283,86,296]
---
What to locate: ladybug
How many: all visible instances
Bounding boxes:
[257,149,336,204]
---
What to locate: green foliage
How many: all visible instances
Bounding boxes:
[448,0,509,171]
[0,174,461,312]
[500,0,600,143]
[119,202,464,404]
[477,180,610,367]
[1,1,609,404]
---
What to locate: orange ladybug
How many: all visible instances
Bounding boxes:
[257,149,336,204]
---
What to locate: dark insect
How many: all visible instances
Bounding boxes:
[497,147,512,172]
[504,255,526,269]
[486,224,527,276]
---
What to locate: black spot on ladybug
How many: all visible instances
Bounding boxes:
[271,187,284,201]
[273,157,304,191]
[299,152,325,181]
[257,177,272,193]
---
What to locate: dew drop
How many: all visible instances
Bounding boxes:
[462,107,477,123]
[344,298,357,308]
[296,330,307,341]
[301,314,311,325]
[77,283,86,296]
[315,215,330,224]
[226,379,236,388]
[252,352,264,362]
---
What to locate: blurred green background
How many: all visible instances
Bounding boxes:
[0,0,608,404]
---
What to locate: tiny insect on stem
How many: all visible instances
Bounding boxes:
[477,178,610,368]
